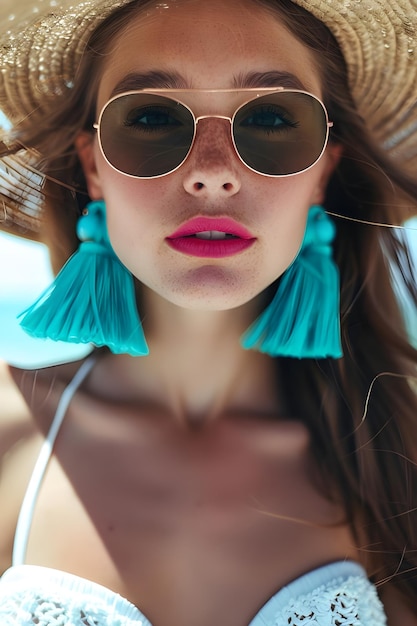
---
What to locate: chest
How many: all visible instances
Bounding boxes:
[21,404,357,626]
[29,403,335,536]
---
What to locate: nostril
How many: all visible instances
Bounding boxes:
[193,181,236,193]
[189,180,238,195]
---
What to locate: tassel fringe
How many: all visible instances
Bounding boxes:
[19,201,149,356]
[241,205,342,359]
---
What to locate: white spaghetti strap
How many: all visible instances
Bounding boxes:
[12,355,98,566]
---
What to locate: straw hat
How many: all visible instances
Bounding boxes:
[0,0,416,238]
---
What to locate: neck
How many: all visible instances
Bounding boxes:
[96,288,284,425]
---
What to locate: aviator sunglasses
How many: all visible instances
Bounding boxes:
[94,88,333,179]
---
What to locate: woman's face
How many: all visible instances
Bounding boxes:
[80,0,340,312]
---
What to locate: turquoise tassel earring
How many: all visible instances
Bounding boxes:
[241,205,342,359]
[19,200,149,356]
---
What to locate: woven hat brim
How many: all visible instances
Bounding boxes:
[0,0,133,237]
[295,0,417,163]
[0,151,46,239]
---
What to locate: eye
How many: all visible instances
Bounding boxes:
[124,106,182,132]
[240,105,299,132]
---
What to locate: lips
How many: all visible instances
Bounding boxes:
[166,217,256,258]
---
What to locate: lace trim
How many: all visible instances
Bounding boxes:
[278,578,385,625]
[0,563,387,626]
[0,595,147,626]
[0,566,150,626]
[251,569,387,626]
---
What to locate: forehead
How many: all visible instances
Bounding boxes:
[97,0,322,107]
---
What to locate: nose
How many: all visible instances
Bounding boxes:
[182,119,242,197]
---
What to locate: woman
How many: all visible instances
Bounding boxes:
[0,0,416,623]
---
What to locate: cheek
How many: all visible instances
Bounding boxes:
[107,209,145,261]
[95,170,159,268]
[266,215,306,282]
[253,174,321,277]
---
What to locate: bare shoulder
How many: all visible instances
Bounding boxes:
[0,362,40,571]
[0,359,28,415]
[0,357,89,460]
[0,360,36,446]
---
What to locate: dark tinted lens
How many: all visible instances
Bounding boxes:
[99,93,195,177]
[233,92,328,175]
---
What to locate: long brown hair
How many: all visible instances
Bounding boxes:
[260,0,417,612]
[3,0,417,611]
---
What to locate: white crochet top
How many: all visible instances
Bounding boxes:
[0,358,388,625]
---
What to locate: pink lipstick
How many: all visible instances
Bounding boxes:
[167,217,256,258]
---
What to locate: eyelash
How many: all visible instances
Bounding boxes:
[240,106,299,132]
[122,104,301,136]
[124,107,181,132]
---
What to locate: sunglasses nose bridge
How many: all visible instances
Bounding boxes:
[194,114,232,124]
[193,114,233,140]
[192,115,235,156]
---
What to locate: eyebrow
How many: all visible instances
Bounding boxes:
[110,69,307,97]
[110,71,188,96]
[233,71,307,90]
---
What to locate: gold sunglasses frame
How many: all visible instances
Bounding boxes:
[93,88,333,179]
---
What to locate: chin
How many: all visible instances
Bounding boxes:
[165,291,255,312]
[140,266,270,312]
[158,282,265,313]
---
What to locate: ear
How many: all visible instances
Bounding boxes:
[311,142,343,205]
[75,132,103,200]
